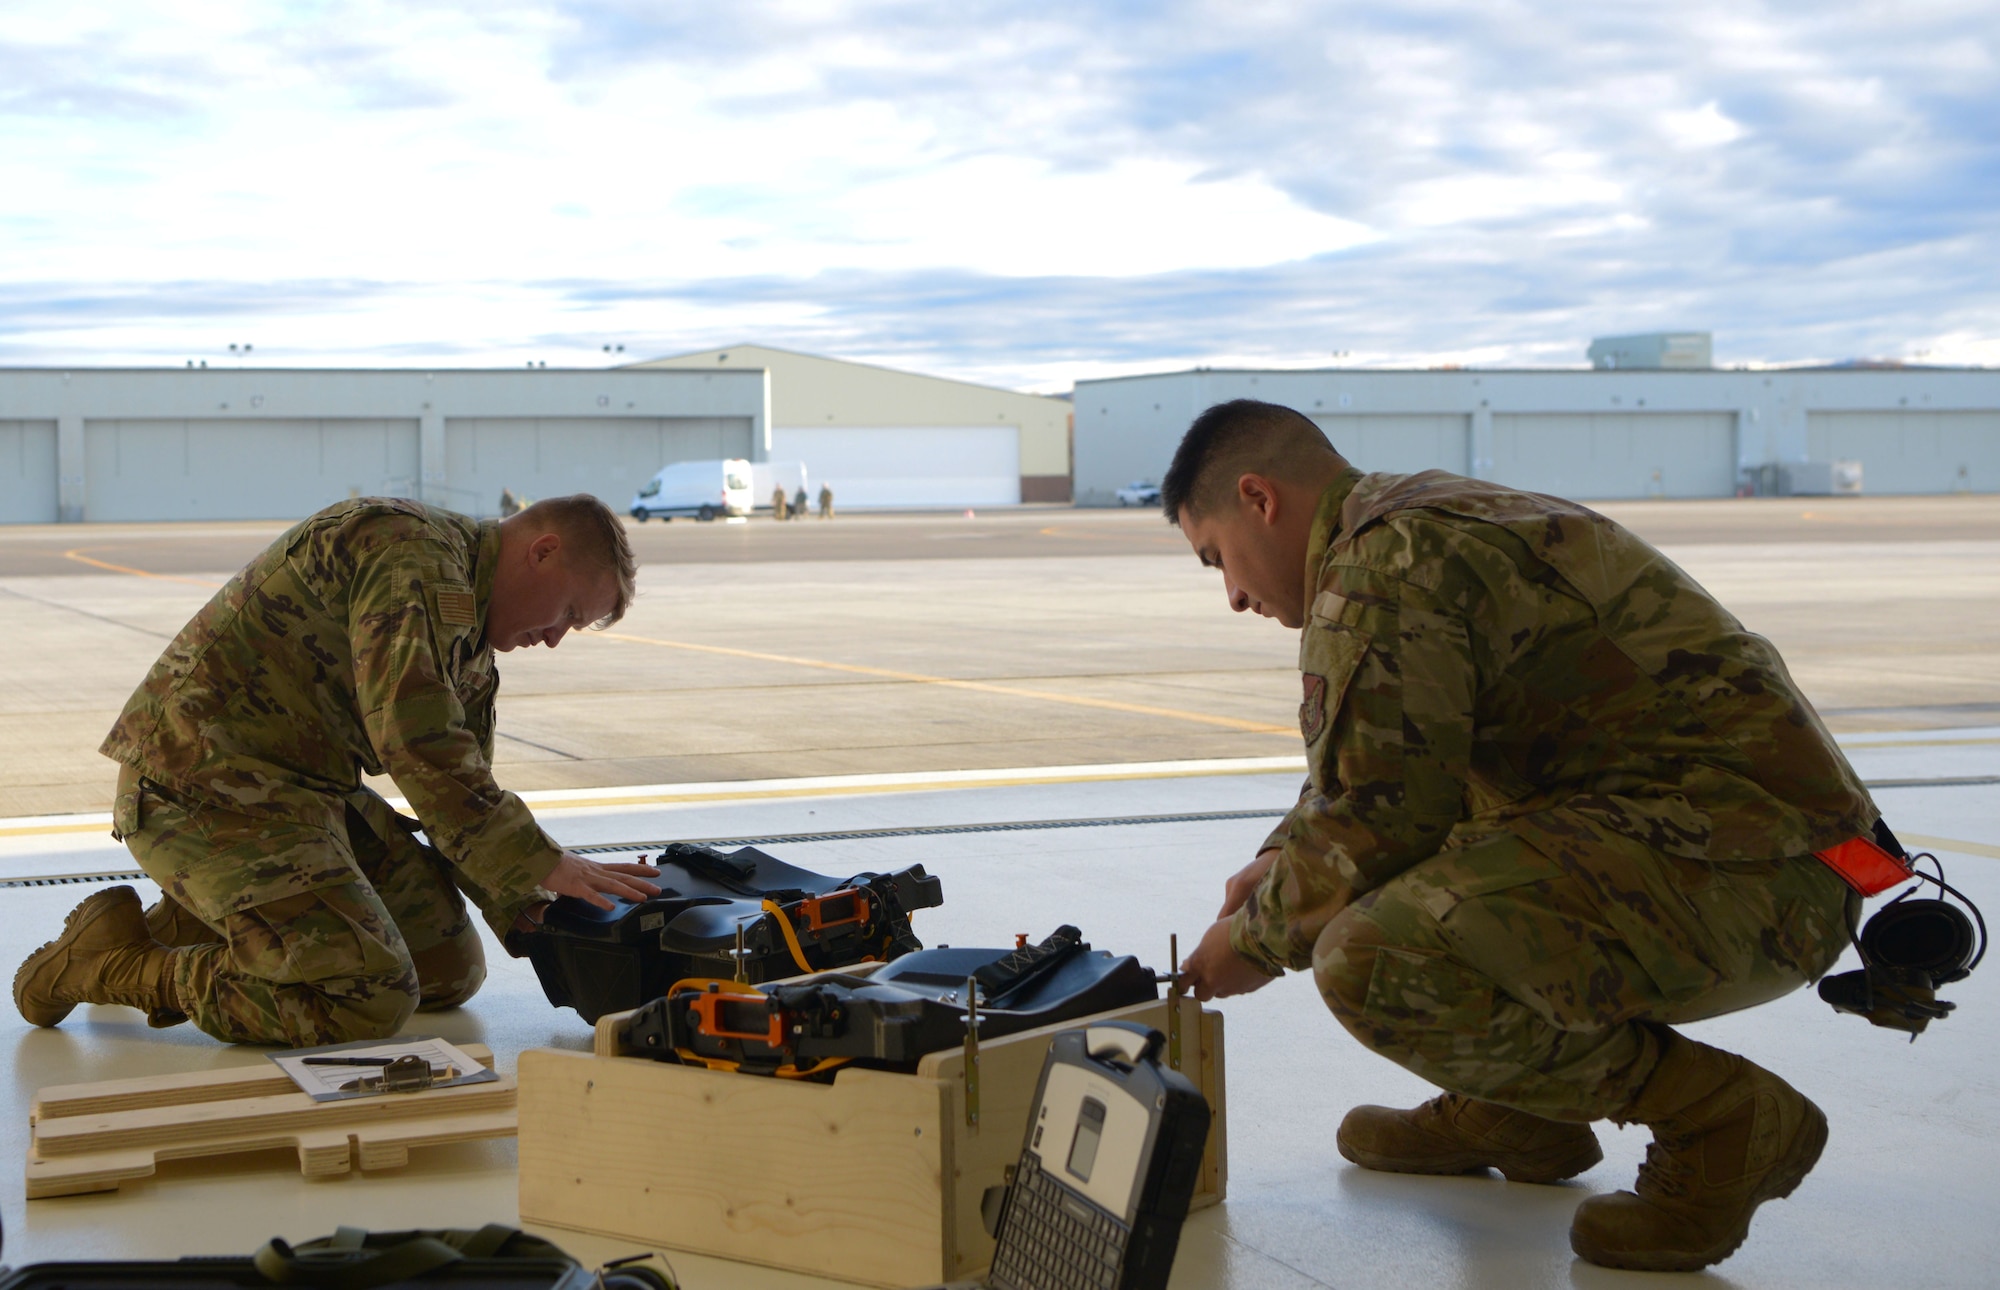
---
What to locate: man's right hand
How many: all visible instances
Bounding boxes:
[540,851,661,910]
[1218,848,1281,919]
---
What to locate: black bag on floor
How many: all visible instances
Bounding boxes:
[612,924,1159,1077]
[518,842,944,1023]
[0,1224,673,1289]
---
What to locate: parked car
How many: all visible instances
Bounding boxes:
[1115,481,1162,507]
[630,458,755,521]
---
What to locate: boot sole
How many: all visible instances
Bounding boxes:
[1570,1100,1829,1273]
[1339,1130,1604,1185]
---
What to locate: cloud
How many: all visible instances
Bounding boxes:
[0,0,1993,383]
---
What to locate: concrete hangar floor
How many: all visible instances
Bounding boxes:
[0,496,1996,1288]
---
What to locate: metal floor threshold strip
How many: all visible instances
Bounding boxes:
[0,808,1292,889]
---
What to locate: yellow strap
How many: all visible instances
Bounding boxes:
[761,900,817,974]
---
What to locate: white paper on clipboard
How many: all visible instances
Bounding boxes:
[270,1035,499,1102]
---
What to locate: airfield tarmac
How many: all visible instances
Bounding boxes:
[1,495,1996,1288]
[3,495,1999,819]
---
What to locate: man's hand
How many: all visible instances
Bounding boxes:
[1180,916,1280,1001]
[1219,847,1281,918]
[539,851,661,910]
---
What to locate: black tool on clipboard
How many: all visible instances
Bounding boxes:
[303,1053,457,1094]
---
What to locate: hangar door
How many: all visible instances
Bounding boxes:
[1491,412,1736,500]
[770,426,1021,507]
[85,419,419,522]
[1311,414,1468,476]
[1807,411,2000,494]
[444,416,753,516]
[1,421,59,524]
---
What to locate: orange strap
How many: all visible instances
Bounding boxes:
[1815,835,1913,896]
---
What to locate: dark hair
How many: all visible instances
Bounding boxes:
[514,494,638,626]
[1160,399,1335,526]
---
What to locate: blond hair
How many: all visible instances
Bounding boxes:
[514,494,638,626]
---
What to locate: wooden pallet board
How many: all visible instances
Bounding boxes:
[28,1043,517,1198]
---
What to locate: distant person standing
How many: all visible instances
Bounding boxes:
[771,485,789,521]
[498,488,527,517]
[792,486,809,520]
[818,483,834,519]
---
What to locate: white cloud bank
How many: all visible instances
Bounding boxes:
[0,0,1994,386]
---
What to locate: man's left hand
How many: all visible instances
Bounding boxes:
[540,851,661,909]
[1180,916,1280,1001]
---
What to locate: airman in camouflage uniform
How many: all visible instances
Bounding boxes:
[1170,400,1875,1273]
[15,495,658,1047]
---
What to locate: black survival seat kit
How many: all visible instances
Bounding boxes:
[518,842,943,1022]
[612,924,1162,1078]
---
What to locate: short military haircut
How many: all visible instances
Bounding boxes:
[515,494,638,626]
[1160,399,1339,526]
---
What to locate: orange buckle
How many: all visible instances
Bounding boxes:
[798,887,872,933]
[683,982,786,1047]
[1814,835,1914,897]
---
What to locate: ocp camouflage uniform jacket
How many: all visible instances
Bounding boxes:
[101,498,562,916]
[1231,468,1877,976]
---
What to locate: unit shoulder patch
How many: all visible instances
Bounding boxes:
[1300,672,1328,744]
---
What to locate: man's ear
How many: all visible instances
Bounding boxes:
[526,532,563,566]
[1237,473,1282,526]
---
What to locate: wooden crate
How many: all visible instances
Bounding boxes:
[28,1044,516,1199]
[518,997,1224,1288]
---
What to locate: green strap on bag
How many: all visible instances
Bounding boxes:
[252,1225,559,1289]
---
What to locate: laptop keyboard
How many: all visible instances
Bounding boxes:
[990,1153,1127,1290]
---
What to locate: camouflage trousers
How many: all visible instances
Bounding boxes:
[115,764,487,1047]
[1311,823,1856,1122]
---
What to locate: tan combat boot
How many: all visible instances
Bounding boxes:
[144,894,223,948]
[1570,1031,1827,1272]
[14,885,183,1028]
[1338,1093,1604,1184]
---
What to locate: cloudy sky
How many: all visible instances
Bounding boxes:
[2,1,1994,388]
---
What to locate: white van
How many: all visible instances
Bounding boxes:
[750,460,810,509]
[630,458,754,521]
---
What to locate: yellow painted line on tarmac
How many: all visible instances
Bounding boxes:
[1901,834,2000,862]
[514,763,1305,813]
[0,820,112,839]
[597,630,1297,736]
[1036,524,1183,545]
[0,759,1311,839]
[62,548,224,588]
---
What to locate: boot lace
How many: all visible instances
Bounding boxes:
[1417,1092,1471,1124]
[1636,1127,1699,1200]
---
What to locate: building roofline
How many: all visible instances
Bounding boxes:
[1073,364,1990,385]
[0,365,767,376]
[626,343,1066,402]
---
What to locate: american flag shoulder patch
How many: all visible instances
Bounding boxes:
[433,587,478,628]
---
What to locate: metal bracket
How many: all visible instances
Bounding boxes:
[963,975,981,1130]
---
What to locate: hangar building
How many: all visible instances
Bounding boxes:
[0,367,770,525]
[629,344,1073,506]
[1073,365,2000,504]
